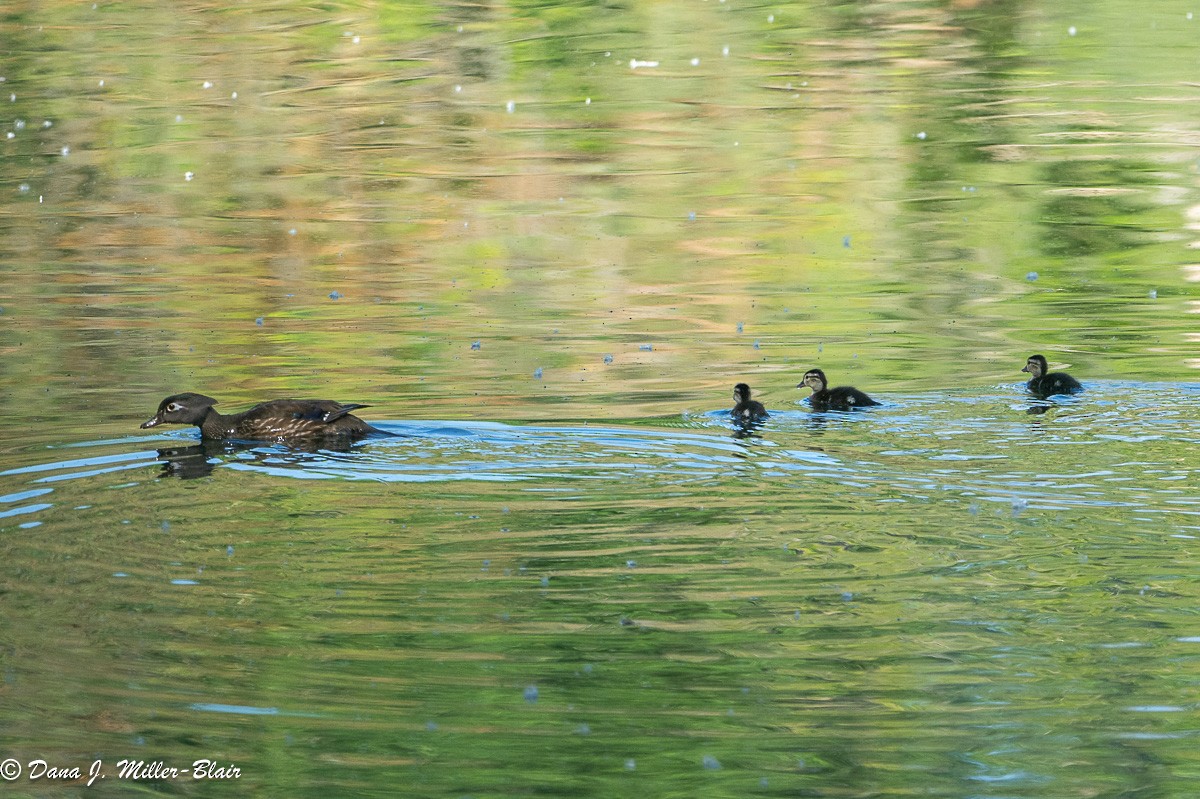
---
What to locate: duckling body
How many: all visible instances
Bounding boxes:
[1021,355,1082,398]
[141,393,386,441]
[799,369,879,412]
[730,383,768,422]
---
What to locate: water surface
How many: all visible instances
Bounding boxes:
[2,1,1200,796]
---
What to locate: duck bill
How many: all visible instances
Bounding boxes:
[1020,366,1031,373]
[140,415,163,429]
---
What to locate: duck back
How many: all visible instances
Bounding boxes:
[200,400,383,440]
[1027,373,1082,398]
[810,386,879,412]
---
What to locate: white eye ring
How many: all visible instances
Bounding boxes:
[167,403,182,412]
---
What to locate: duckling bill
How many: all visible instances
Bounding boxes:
[798,369,879,411]
[141,392,387,441]
[730,383,768,422]
[1021,354,1082,398]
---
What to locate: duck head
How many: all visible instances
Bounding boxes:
[141,393,219,429]
[733,383,753,404]
[1022,355,1047,379]
[798,369,827,393]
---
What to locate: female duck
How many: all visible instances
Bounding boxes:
[1021,354,1082,397]
[798,369,880,411]
[141,392,386,441]
[731,383,768,422]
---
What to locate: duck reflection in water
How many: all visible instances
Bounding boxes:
[154,436,361,480]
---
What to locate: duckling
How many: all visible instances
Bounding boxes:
[1021,354,1082,398]
[798,368,880,411]
[140,392,387,441]
[730,383,768,422]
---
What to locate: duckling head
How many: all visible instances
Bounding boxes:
[1022,355,1047,378]
[798,369,827,393]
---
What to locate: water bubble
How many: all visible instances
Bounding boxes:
[1148,289,1158,299]
[231,91,238,100]
[624,759,636,771]
[505,100,515,113]
[42,120,52,128]
[161,521,170,531]
[329,290,343,300]
[768,13,775,22]
[702,755,722,770]
[584,97,591,105]
[575,723,591,735]
[687,211,696,221]
[736,321,744,333]
[1189,11,1194,20]
[753,340,761,350]
[60,146,70,157]
[471,340,481,350]
[523,685,539,703]
[916,131,927,140]
[841,591,854,602]
[202,80,213,89]
[639,344,653,351]
[17,183,29,194]
[425,721,438,731]
[98,79,105,87]
[690,57,700,66]
[540,576,550,587]
[1068,25,1077,36]
[722,45,730,56]
[352,35,360,44]
[1011,497,1028,515]
[533,367,543,379]
[1026,271,1039,282]
[226,545,234,556]
[13,119,24,130]
[255,317,264,326]
[5,132,13,140]
[603,354,613,364]
[626,560,637,569]
[842,235,851,248]
[184,171,194,182]
[454,85,462,93]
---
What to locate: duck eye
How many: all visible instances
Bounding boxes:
[166,403,182,412]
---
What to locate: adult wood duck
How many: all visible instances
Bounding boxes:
[798,369,880,411]
[140,392,387,441]
[1021,354,1083,398]
[730,383,768,422]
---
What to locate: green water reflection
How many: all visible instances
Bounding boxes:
[3,0,1200,796]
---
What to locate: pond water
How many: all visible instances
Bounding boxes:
[3,0,1200,797]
